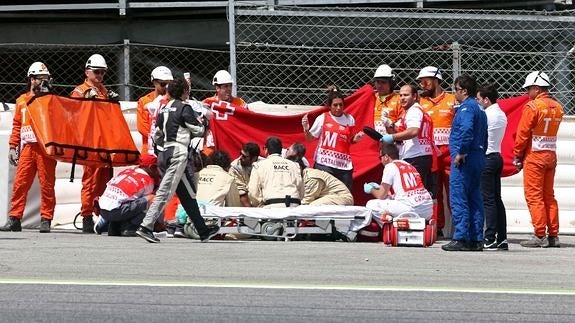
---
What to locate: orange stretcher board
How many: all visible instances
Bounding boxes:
[26,94,139,171]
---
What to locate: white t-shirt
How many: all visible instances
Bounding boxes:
[381,160,432,208]
[399,105,432,159]
[483,103,507,155]
[308,113,356,138]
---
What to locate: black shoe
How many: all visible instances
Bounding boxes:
[0,217,22,232]
[39,219,51,233]
[82,216,95,234]
[497,239,509,251]
[199,225,220,242]
[136,226,160,243]
[121,230,137,237]
[483,239,497,250]
[547,236,561,248]
[441,240,469,251]
[120,222,138,237]
[107,221,122,236]
[467,241,483,252]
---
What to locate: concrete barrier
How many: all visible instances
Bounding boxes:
[1,101,574,234]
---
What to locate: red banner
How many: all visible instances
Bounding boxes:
[209,85,527,205]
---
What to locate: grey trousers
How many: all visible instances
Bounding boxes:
[141,143,207,234]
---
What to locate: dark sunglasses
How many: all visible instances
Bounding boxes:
[91,69,106,75]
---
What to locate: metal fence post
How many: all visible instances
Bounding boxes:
[228,0,237,96]
[123,39,130,101]
[451,41,460,83]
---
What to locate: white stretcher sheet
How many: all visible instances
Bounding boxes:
[201,204,375,234]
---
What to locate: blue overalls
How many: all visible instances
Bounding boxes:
[449,97,488,242]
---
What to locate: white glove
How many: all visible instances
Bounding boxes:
[363,182,380,194]
[381,111,393,128]
[85,88,98,98]
[108,90,120,101]
[8,148,18,167]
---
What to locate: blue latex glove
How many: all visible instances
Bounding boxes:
[380,134,394,143]
[363,182,380,194]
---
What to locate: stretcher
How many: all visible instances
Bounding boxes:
[185,204,376,241]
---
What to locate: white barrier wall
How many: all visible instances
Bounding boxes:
[1,102,574,234]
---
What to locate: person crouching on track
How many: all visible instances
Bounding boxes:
[136,77,219,243]
[364,143,433,220]
[95,154,160,236]
[248,137,304,208]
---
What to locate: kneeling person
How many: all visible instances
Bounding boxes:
[96,154,160,236]
[197,150,241,207]
[248,137,304,208]
[286,143,353,206]
[365,143,433,220]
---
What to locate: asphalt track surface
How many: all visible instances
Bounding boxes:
[1,231,575,322]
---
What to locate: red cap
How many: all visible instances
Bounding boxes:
[139,154,157,167]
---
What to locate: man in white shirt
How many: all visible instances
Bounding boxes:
[380,84,434,194]
[364,143,433,220]
[476,84,508,250]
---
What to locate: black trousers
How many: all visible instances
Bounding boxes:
[404,155,433,196]
[100,197,148,226]
[480,152,507,242]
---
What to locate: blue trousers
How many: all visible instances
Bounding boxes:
[449,151,485,242]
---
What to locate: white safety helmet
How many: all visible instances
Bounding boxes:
[150,66,173,82]
[522,71,551,88]
[212,70,233,85]
[373,64,394,79]
[85,54,108,70]
[27,62,50,77]
[417,66,443,80]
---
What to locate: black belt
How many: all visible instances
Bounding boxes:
[264,197,301,206]
[486,152,501,157]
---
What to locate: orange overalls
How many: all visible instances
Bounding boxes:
[70,80,112,217]
[420,91,457,230]
[202,95,248,156]
[136,90,158,155]
[373,92,403,134]
[9,92,57,221]
[513,93,563,238]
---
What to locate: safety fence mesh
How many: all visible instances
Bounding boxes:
[1,6,574,115]
[234,5,575,114]
[0,43,228,104]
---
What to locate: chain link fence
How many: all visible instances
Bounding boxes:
[0,43,228,104]
[1,6,574,115]
[234,5,575,114]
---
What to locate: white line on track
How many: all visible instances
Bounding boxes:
[1,279,575,295]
